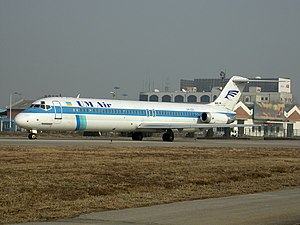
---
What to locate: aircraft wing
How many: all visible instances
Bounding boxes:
[138,122,259,130]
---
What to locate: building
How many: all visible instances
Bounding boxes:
[233,102,300,137]
[1,99,33,131]
[139,87,221,103]
[140,77,293,104]
[181,77,291,92]
[139,76,299,137]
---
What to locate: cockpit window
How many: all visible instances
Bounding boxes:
[41,101,46,109]
[30,103,51,110]
[31,104,41,108]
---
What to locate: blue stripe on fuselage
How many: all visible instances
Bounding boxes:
[21,106,236,119]
[75,115,87,130]
[75,115,80,130]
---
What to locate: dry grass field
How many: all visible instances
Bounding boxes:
[0,145,299,224]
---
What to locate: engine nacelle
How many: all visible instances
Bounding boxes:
[199,112,236,124]
[200,112,213,123]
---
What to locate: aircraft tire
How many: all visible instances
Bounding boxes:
[162,132,174,142]
[132,132,143,141]
[206,128,214,138]
[28,133,37,139]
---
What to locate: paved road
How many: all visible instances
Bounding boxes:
[1,137,300,148]
[15,189,300,225]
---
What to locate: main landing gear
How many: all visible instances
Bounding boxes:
[131,129,175,142]
[132,132,143,141]
[162,129,174,142]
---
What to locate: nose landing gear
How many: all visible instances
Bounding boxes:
[28,130,38,139]
[28,133,37,139]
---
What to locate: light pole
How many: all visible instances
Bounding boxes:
[113,86,120,99]
[220,71,226,90]
[9,92,22,130]
[110,91,116,99]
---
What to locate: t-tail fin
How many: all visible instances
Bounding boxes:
[211,76,249,110]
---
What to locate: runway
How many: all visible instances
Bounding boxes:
[1,137,300,148]
[15,188,300,225]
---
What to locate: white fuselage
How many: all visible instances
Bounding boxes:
[15,97,235,132]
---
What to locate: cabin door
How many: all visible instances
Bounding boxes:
[52,100,62,120]
[147,109,156,117]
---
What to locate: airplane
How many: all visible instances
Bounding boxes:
[15,75,259,141]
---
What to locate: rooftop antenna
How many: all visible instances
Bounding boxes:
[220,71,226,90]
[165,77,170,92]
[146,74,151,92]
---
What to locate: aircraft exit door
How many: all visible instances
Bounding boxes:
[52,100,62,119]
[147,109,156,117]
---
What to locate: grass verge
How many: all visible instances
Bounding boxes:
[0,146,299,224]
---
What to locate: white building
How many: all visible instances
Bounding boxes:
[140,77,293,104]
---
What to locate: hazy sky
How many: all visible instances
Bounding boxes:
[1,0,300,108]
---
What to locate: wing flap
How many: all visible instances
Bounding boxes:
[138,122,259,129]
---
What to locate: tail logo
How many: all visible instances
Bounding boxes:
[225,90,239,99]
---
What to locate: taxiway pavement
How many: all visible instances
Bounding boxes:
[1,137,300,148]
[15,188,300,225]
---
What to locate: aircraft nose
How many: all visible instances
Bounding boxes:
[15,113,29,128]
